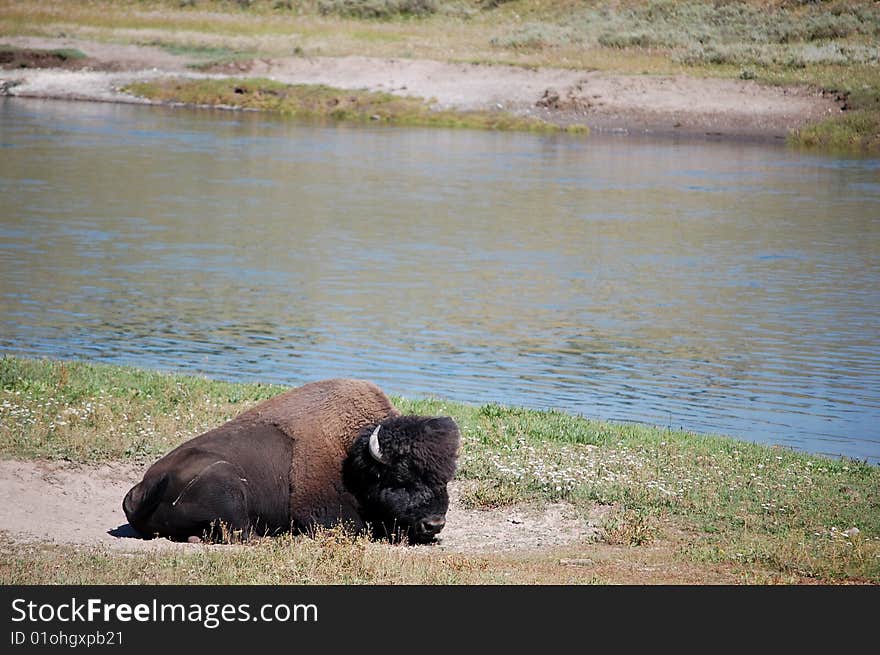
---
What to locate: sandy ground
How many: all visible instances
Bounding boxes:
[0,36,844,139]
[0,458,604,554]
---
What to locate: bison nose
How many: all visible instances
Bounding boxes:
[420,516,446,535]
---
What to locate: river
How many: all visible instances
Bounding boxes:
[1,97,878,462]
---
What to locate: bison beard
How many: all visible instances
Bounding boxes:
[121,379,460,545]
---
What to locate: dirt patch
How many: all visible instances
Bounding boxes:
[0,36,844,140]
[0,459,187,552]
[432,481,605,554]
[0,459,602,554]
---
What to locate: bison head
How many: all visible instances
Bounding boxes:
[342,415,460,544]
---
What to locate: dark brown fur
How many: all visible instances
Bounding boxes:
[123,378,401,540]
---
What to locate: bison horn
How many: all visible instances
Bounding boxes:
[369,424,385,464]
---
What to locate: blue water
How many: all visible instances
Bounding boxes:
[1,97,879,463]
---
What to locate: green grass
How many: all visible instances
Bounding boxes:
[123,77,589,132]
[149,41,252,60]
[0,356,284,462]
[0,43,88,62]
[790,109,880,151]
[44,47,88,60]
[2,356,878,583]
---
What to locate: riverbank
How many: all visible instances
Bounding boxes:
[3,0,878,145]
[0,36,841,141]
[1,357,877,584]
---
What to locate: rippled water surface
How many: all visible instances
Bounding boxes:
[1,98,878,462]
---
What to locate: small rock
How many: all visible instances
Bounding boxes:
[843,527,860,537]
[559,558,594,567]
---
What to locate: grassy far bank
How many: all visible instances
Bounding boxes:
[0,43,87,65]
[1,356,878,584]
[1,0,879,149]
[123,77,588,132]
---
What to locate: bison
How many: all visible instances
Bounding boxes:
[122,379,460,544]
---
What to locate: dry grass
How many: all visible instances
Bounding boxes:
[0,524,785,585]
[3,1,875,75]
[0,527,480,585]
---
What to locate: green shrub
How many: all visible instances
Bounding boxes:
[490,1,880,62]
[676,41,880,67]
[317,0,438,19]
[490,24,578,50]
[597,31,661,49]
